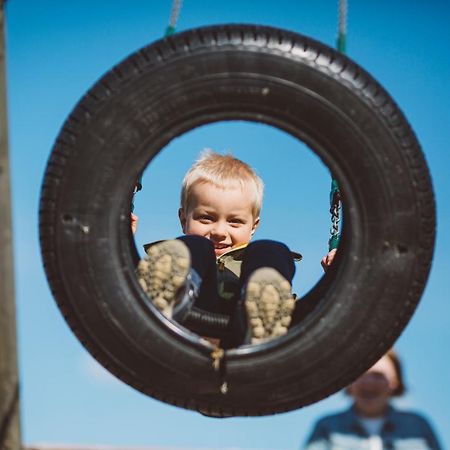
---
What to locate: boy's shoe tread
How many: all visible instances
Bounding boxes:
[245,268,295,344]
[137,240,190,318]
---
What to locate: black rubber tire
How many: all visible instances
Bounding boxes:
[39,24,435,416]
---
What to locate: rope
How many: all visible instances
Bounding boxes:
[165,0,183,37]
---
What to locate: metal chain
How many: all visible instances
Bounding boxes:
[328,0,347,250]
[336,0,347,52]
[166,0,183,36]
[328,184,341,250]
[337,0,348,36]
[330,203,341,239]
[134,0,184,205]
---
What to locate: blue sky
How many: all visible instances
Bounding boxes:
[5,1,450,449]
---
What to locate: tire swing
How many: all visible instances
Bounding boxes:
[39,24,435,417]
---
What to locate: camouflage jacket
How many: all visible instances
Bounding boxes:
[215,243,302,303]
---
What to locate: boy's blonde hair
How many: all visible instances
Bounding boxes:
[180,150,264,217]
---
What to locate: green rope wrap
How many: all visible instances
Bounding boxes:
[336,33,346,53]
[165,25,176,37]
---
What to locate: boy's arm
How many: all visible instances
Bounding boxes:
[321,248,337,271]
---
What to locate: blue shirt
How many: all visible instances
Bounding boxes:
[303,405,442,450]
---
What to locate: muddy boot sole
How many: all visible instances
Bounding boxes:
[245,268,295,344]
[137,240,191,318]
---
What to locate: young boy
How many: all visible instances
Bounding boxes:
[136,150,302,347]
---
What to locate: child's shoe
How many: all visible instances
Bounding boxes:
[137,240,198,321]
[244,268,295,344]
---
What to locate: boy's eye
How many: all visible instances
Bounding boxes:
[197,214,213,222]
[229,218,244,225]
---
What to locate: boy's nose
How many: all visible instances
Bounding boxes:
[210,222,227,239]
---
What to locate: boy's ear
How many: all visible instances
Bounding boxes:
[251,217,260,235]
[178,208,186,233]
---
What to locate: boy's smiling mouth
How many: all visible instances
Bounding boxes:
[213,243,231,255]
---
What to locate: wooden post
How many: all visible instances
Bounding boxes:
[0,0,22,449]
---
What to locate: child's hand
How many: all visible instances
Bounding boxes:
[131,213,138,235]
[321,248,337,271]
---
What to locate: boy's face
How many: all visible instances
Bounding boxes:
[179,181,259,256]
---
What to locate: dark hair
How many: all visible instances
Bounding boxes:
[386,348,406,396]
